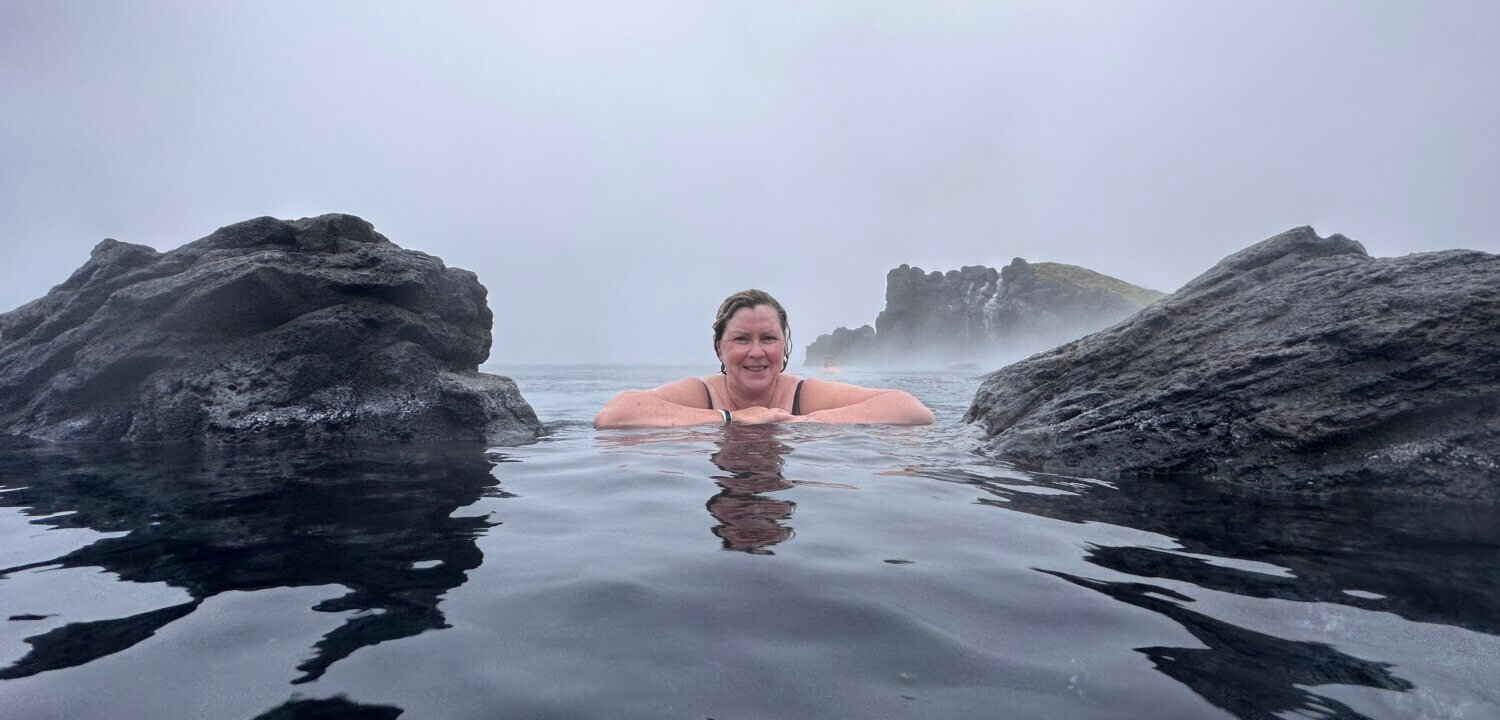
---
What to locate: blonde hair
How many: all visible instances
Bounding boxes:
[712,289,792,372]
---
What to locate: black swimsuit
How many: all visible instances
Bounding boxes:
[703,379,805,415]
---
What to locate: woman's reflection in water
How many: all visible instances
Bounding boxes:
[597,424,852,554]
[708,425,796,553]
[707,424,865,554]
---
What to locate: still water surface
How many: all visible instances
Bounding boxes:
[0,365,1496,719]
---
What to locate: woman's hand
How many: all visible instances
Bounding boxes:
[730,406,795,424]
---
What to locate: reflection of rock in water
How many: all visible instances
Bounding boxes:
[1043,570,1413,720]
[940,469,1500,636]
[706,425,796,554]
[252,695,404,719]
[935,467,1498,719]
[0,441,510,690]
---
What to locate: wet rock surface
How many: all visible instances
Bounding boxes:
[965,227,1500,500]
[0,214,539,443]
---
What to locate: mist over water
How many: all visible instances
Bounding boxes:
[3,2,1498,364]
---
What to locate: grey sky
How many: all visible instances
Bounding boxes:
[3,1,1496,366]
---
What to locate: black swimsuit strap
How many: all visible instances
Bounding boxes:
[706,378,803,413]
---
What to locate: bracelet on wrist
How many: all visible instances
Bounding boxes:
[720,409,732,424]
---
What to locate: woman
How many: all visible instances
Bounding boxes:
[594,289,934,427]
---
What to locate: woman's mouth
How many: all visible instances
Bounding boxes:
[742,364,769,372]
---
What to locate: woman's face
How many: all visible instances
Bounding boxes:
[718,304,785,395]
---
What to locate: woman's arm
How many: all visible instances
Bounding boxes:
[595,378,716,428]
[594,378,795,428]
[594,393,720,428]
[795,378,935,425]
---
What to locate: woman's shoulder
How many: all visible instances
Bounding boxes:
[793,374,842,390]
[795,375,885,408]
[646,376,713,407]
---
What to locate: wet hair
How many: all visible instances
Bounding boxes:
[712,289,792,373]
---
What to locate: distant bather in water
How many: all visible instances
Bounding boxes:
[594,289,934,428]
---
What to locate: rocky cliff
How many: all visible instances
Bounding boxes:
[964,227,1500,500]
[805,258,1163,367]
[0,214,539,443]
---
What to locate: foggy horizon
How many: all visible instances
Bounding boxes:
[4,1,1497,366]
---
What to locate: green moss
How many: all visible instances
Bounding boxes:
[1030,262,1166,305]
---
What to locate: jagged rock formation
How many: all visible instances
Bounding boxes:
[805,258,1164,367]
[965,227,1500,500]
[806,325,877,367]
[0,214,539,443]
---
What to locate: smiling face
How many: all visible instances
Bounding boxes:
[717,304,786,396]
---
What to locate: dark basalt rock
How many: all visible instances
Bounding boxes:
[805,259,1163,367]
[964,227,1500,500]
[803,324,876,367]
[0,214,539,443]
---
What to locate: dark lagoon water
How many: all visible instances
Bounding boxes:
[1,365,1496,719]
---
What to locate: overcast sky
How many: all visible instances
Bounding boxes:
[3,1,1496,366]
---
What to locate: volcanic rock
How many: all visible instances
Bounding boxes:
[0,214,539,443]
[805,259,1163,367]
[805,325,876,367]
[964,227,1500,500]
